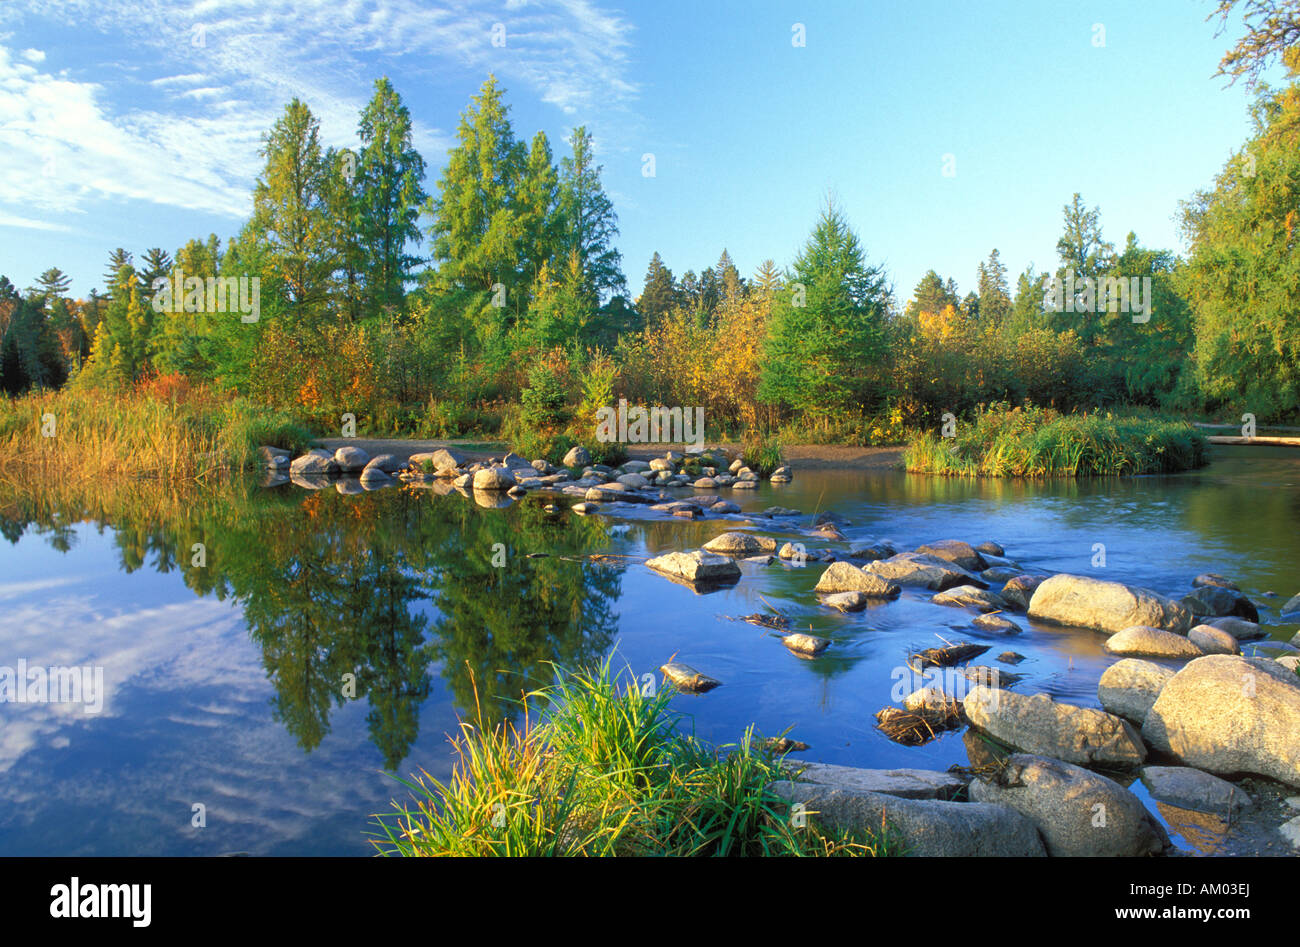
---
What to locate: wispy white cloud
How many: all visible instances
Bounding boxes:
[0,1,639,227]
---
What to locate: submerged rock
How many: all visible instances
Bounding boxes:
[916,540,988,572]
[1193,573,1240,591]
[1181,585,1259,622]
[931,585,1008,612]
[971,754,1169,857]
[1000,574,1046,611]
[972,613,1022,634]
[1028,573,1192,634]
[821,591,869,612]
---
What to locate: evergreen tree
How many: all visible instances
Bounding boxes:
[558,126,626,304]
[103,249,132,289]
[758,200,891,417]
[251,99,335,322]
[753,259,782,297]
[34,267,71,304]
[715,250,743,301]
[356,77,427,319]
[906,269,961,319]
[516,130,560,302]
[976,249,1012,326]
[638,252,676,321]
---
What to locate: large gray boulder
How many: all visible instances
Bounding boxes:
[702,531,778,556]
[1282,593,1300,616]
[813,561,901,597]
[786,763,966,801]
[1103,625,1204,659]
[1188,624,1240,656]
[1180,585,1259,623]
[1001,574,1046,611]
[866,552,987,591]
[363,453,401,473]
[645,550,741,584]
[409,447,467,472]
[963,686,1147,767]
[1204,616,1267,641]
[1140,766,1253,816]
[1028,574,1192,634]
[916,540,988,572]
[473,466,516,491]
[970,754,1170,857]
[290,451,337,476]
[1141,655,1300,788]
[333,445,370,471]
[770,778,1045,856]
[562,445,591,468]
[931,585,1008,612]
[1098,659,1176,723]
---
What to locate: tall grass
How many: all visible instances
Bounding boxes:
[369,658,896,857]
[903,403,1209,477]
[0,385,314,486]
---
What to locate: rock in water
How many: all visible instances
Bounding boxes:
[702,531,777,556]
[971,754,1170,857]
[660,662,721,693]
[1188,624,1240,656]
[916,540,988,572]
[472,466,516,491]
[1141,655,1300,788]
[813,561,901,597]
[931,585,1008,612]
[821,591,869,612]
[963,686,1147,767]
[1000,574,1045,611]
[1103,625,1204,658]
[1027,573,1192,634]
[782,633,830,656]
[909,642,989,670]
[1097,658,1176,723]
[1140,766,1253,815]
[866,552,987,591]
[333,445,370,471]
[562,445,591,468]
[645,550,741,584]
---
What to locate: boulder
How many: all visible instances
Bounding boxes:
[363,453,401,473]
[963,686,1147,767]
[814,561,901,598]
[770,780,1046,856]
[1204,616,1267,641]
[785,762,966,801]
[1141,655,1300,788]
[562,445,591,468]
[782,633,830,656]
[290,452,337,476]
[866,552,986,591]
[1181,585,1259,622]
[572,502,598,514]
[1188,624,1240,656]
[702,531,777,556]
[903,686,963,716]
[1193,573,1240,591]
[1140,766,1253,815]
[1001,574,1045,611]
[916,540,988,572]
[931,585,1008,612]
[822,591,869,612]
[1027,573,1192,634]
[660,662,720,693]
[358,465,392,483]
[258,445,291,467]
[692,477,718,489]
[970,754,1169,857]
[846,541,895,562]
[645,550,741,584]
[332,445,370,471]
[1103,625,1204,659]
[473,466,516,491]
[972,613,1022,634]
[975,541,1005,558]
[1098,659,1176,723]
[617,473,650,489]
[710,500,741,514]
[410,447,467,471]
[1282,593,1300,616]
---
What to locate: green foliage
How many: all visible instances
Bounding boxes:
[758,200,891,419]
[741,433,784,476]
[369,659,895,857]
[903,404,1210,477]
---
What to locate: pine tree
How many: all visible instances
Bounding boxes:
[753,259,782,296]
[35,267,71,304]
[715,250,742,301]
[251,99,335,322]
[558,126,626,303]
[517,130,560,304]
[906,270,961,319]
[638,252,677,322]
[976,249,1012,326]
[758,200,891,416]
[103,249,132,290]
[356,77,427,319]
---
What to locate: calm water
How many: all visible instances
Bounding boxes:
[1,448,1297,855]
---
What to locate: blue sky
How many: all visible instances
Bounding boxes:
[0,0,1283,303]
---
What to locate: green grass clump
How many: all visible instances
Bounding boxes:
[741,433,784,476]
[369,658,896,857]
[903,403,1209,478]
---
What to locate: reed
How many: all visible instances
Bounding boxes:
[903,403,1209,477]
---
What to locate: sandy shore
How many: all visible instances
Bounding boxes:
[311,437,906,471]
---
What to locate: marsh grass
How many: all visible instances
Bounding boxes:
[903,403,1209,477]
[369,658,896,857]
[0,386,314,486]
